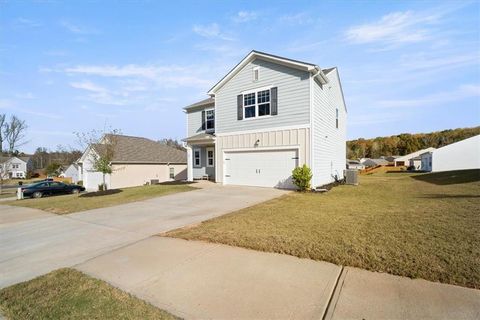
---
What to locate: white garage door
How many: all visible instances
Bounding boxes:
[224,149,298,188]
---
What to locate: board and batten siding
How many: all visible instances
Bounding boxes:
[216,127,310,183]
[312,68,347,186]
[215,58,311,134]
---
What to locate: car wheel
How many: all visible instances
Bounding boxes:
[71,188,80,194]
[33,191,43,198]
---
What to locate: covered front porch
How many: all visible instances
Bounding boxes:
[184,133,216,182]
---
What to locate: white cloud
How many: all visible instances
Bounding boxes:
[65,64,184,78]
[378,84,480,108]
[349,112,406,126]
[279,12,314,25]
[233,11,257,23]
[21,110,63,120]
[15,92,35,99]
[70,81,108,93]
[345,10,443,46]
[16,18,42,28]
[60,20,98,34]
[192,23,234,41]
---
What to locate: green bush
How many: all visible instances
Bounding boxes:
[292,164,313,191]
[98,183,107,191]
[77,180,83,186]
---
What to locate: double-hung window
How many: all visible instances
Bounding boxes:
[206,148,214,167]
[205,109,214,130]
[244,93,256,118]
[169,167,175,179]
[193,149,201,167]
[243,89,271,119]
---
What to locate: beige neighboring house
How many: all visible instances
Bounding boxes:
[78,134,187,191]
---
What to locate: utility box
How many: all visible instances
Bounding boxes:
[345,169,358,185]
[17,187,24,200]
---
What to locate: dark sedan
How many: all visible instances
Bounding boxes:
[19,181,85,198]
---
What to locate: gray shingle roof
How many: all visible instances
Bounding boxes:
[94,134,186,164]
[183,132,215,142]
[184,97,215,110]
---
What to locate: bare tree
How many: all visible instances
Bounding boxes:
[4,115,28,155]
[0,114,6,153]
[0,159,12,195]
[76,128,121,191]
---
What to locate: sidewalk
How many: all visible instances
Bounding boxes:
[76,237,480,320]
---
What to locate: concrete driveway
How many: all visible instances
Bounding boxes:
[0,185,287,288]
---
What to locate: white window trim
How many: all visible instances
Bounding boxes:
[206,147,215,167]
[204,108,215,131]
[193,148,201,168]
[242,87,272,120]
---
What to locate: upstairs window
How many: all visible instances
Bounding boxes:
[205,109,215,130]
[244,93,256,118]
[336,108,339,129]
[243,89,270,119]
[12,163,19,169]
[257,90,270,116]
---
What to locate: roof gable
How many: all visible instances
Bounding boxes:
[207,50,328,95]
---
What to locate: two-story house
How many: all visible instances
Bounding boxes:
[0,156,32,179]
[183,50,347,189]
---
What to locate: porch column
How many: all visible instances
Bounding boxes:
[186,145,193,182]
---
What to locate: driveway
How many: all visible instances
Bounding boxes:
[0,185,287,288]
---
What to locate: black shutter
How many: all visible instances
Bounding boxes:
[271,87,278,115]
[237,94,243,120]
[201,110,206,130]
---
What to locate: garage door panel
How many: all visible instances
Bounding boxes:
[224,149,298,189]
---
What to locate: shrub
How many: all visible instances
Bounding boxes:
[98,183,107,191]
[77,180,83,186]
[292,164,313,191]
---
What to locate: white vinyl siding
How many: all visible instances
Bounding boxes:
[312,69,347,186]
[215,59,310,134]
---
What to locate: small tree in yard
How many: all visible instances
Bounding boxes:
[292,164,313,191]
[76,128,120,191]
[45,162,62,177]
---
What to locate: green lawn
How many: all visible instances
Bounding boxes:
[5,183,196,214]
[167,170,480,289]
[0,268,179,320]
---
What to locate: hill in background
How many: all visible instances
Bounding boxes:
[347,126,480,159]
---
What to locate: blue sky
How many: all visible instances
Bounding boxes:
[1,0,479,153]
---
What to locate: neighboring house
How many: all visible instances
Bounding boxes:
[0,156,32,179]
[421,135,480,172]
[78,134,187,191]
[362,158,389,168]
[61,163,81,183]
[394,147,436,167]
[183,50,347,189]
[347,159,365,170]
[409,156,422,170]
[384,155,399,164]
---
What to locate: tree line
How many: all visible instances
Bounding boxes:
[347,126,480,159]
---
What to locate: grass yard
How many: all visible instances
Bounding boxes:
[0,268,179,320]
[168,169,480,289]
[5,183,196,214]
